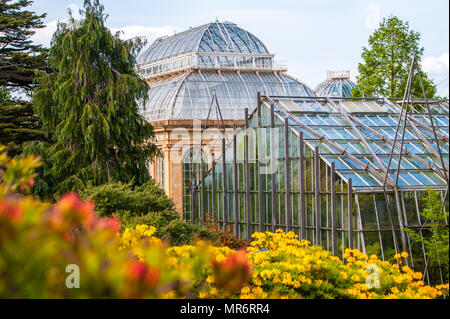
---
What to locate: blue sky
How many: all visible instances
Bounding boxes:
[30,0,449,96]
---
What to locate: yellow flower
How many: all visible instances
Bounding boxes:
[400,251,409,258]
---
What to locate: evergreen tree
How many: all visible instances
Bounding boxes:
[29,0,159,199]
[0,0,48,91]
[0,99,46,157]
[353,16,436,99]
[0,1,47,156]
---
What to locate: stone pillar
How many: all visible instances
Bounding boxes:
[170,147,184,218]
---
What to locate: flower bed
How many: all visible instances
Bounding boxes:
[0,149,448,299]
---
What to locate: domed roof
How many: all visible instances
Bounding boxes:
[315,71,357,98]
[140,70,315,122]
[137,21,269,65]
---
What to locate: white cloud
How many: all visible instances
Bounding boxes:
[422,53,449,74]
[31,3,179,49]
[31,20,59,47]
[31,4,83,47]
[110,25,181,44]
[365,3,381,29]
[66,3,82,21]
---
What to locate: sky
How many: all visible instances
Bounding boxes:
[30,0,449,97]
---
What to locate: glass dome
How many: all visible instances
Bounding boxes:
[137,21,269,66]
[315,71,357,98]
[140,70,315,121]
[137,21,315,122]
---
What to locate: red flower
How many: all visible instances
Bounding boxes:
[0,198,23,222]
[126,261,160,288]
[212,249,252,293]
[126,261,149,281]
[95,216,121,233]
[52,193,97,229]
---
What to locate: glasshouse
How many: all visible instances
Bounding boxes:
[315,70,357,98]
[186,94,449,282]
[135,20,449,282]
[137,21,315,214]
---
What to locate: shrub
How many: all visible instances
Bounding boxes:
[114,209,179,230]
[80,179,175,217]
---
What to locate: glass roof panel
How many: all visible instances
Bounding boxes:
[137,21,270,65]
[277,97,449,189]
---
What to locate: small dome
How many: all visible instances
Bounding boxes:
[137,21,269,65]
[315,70,357,98]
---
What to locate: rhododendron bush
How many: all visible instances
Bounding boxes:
[0,149,448,299]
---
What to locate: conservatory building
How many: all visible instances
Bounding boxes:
[188,95,449,282]
[136,21,315,215]
[314,70,357,98]
[136,20,449,281]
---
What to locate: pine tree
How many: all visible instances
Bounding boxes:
[29,0,159,199]
[0,99,46,157]
[353,16,436,99]
[0,0,48,91]
[0,0,47,156]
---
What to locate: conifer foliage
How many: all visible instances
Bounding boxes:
[30,0,158,198]
[0,0,47,90]
[0,0,47,156]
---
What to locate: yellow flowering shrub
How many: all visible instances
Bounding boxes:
[239,230,448,299]
[125,227,448,299]
[118,225,161,261]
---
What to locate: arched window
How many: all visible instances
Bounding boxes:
[182,148,208,220]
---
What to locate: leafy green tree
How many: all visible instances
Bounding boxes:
[406,189,449,282]
[353,16,436,99]
[28,0,159,199]
[0,0,48,91]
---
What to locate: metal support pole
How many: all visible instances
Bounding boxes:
[257,92,264,232]
[331,162,337,256]
[211,153,216,225]
[314,146,321,245]
[284,118,291,232]
[233,124,239,237]
[394,187,409,265]
[299,132,305,240]
[348,178,353,249]
[270,104,277,231]
[222,138,227,231]
[383,54,415,187]
[416,60,449,184]
[244,108,251,239]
